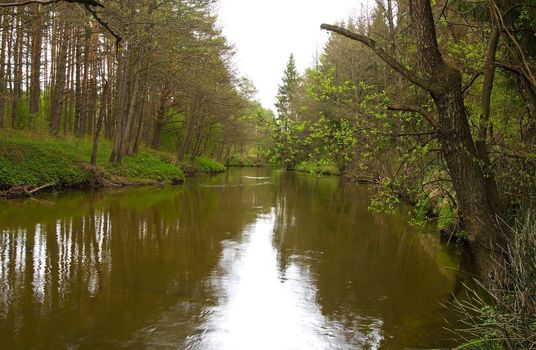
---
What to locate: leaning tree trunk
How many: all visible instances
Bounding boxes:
[322,0,506,284]
[433,75,506,279]
[409,1,506,282]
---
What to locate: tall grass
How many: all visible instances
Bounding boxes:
[452,211,536,349]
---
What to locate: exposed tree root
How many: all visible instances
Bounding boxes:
[1,182,56,199]
[81,164,125,188]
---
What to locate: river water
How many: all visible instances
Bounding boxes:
[0,168,472,349]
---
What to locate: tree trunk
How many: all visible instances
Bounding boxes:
[0,8,10,129]
[50,22,68,136]
[109,51,128,163]
[11,12,22,129]
[29,4,43,128]
[86,23,98,135]
[79,25,91,135]
[91,80,108,166]
[152,101,165,149]
[412,0,505,283]
[117,68,139,162]
[474,10,502,213]
[322,0,506,284]
[74,28,82,135]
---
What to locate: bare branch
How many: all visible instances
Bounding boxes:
[0,0,58,6]
[387,104,438,128]
[84,4,121,48]
[462,72,482,93]
[491,0,536,89]
[494,62,523,75]
[320,23,433,92]
[0,0,118,51]
[435,0,450,24]
[0,0,103,7]
[0,0,119,52]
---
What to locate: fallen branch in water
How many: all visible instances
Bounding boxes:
[1,182,56,199]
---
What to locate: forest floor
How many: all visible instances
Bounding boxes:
[0,132,225,198]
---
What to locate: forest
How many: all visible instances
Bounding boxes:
[0,0,272,182]
[0,0,535,348]
[270,0,536,272]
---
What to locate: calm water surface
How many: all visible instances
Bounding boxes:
[0,168,472,349]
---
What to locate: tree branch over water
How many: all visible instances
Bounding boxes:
[320,23,433,92]
[387,104,437,129]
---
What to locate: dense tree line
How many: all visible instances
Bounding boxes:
[269,0,536,282]
[0,0,266,165]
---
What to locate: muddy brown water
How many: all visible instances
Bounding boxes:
[0,168,473,349]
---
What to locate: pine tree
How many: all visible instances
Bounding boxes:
[275,53,300,120]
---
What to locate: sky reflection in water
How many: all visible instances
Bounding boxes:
[188,209,382,350]
[0,169,468,349]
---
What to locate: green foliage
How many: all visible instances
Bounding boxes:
[266,117,309,169]
[438,200,457,231]
[409,194,432,226]
[295,160,341,176]
[369,177,401,214]
[0,133,184,189]
[0,136,90,188]
[275,53,301,119]
[103,152,184,183]
[192,156,226,173]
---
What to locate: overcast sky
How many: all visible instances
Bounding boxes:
[217,0,370,111]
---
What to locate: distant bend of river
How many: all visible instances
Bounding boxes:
[0,168,474,349]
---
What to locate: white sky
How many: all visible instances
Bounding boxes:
[217,0,370,111]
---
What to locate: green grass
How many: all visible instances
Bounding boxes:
[192,156,226,173]
[295,160,341,176]
[0,133,185,189]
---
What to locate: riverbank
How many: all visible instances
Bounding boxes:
[0,133,225,198]
[294,160,341,176]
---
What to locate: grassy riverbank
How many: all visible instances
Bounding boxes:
[0,132,225,192]
[294,160,341,176]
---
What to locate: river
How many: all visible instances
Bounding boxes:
[0,168,472,349]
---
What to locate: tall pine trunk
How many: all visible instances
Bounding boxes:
[29,4,43,128]
[11,11,22,129]
[0,8,11,129]
[50,21,68,136]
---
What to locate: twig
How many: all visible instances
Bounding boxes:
[27,182,55,194]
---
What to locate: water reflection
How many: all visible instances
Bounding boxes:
[0,169,471,349]
[186,209,382,350]
[0,212,113,314]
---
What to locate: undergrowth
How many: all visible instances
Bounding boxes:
[0,133,185,189]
